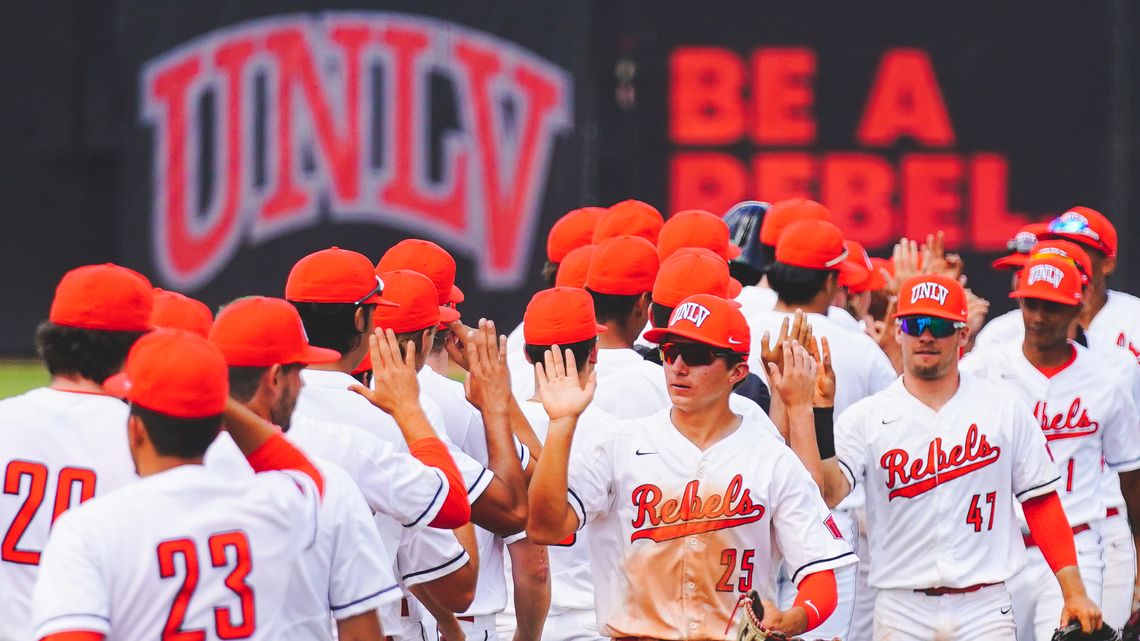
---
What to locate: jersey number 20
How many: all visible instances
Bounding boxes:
[2,460,96,565]
[157,532,256,640]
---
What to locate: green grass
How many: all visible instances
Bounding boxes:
[0,360,49,399]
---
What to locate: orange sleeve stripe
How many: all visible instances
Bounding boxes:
[793,568,838,632]
[40,631,106,641]
[1022,491,1078,573]
[409,437,472,528]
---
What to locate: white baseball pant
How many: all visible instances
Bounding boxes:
[1095,509,1136,629]
[1006,528,1104,641]
[458,614,500,641]
[873,583,1016,641]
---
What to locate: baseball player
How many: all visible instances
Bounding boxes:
[32,329,328,641]
[820,273,1102,640]
[0,264,153,641]
[655,209,742,262]
[961,254,1140,640]
[150,288,214,337]
[735,198,832,319]
[591,199,664,245]
[528,292,857,639]
[371,269,537,641]
[721,200,771,289]
[579,234,671,418]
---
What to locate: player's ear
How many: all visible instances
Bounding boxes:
[422,328,434,353]
[127,414,149,451]
[728,359,749,386]
[1103,254,1117,276]
[266,363,284,393]
[353,306,370,334]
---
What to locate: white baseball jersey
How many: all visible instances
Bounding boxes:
[0,388,138,641]
[567,407,856,639]
[32,464,320,640]
[736,286,864,335]
[961,342,1140,526]
[203,433,400,641]
[835,373,1061,590]
[417,367,530,618]
[592,348,672,419]
[1089,290,1140,363]
[973,308,1022,352]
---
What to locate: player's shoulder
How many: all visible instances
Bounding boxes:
[1107,289,1140,310]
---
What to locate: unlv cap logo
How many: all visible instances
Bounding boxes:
[630,474,765,543]
[141,13,572,290]
[670,302,712,328]
[910,282,949,306]
[1027,264,1064,288]
[880,424,1001,500]
[1033,397,1099,441]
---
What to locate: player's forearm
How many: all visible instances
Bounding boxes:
[1022,491,1080,576]
[472,406,529,534]
[453,522,480,575]
[335,609,385,641]
[785,404,824,492]
[414,560,477,613]
[508,396,543,459]
[768,392,789,442]
[820,459,851,509]
[223,397,282,453]
[527,417,579,543]
[389,402,439,444]
[1117,470,1140,541]
[508,539,551,641]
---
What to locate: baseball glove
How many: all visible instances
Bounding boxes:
[734,590,787,641]
[1051,621,1121,641]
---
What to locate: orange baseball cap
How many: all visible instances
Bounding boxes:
[585,235,659,295]
[523,287,607,345]
[775,220,859,276]
[656,209,742,261]
[372,270,460,333]
[554,245,595,288]
[653,249,740,308]
[839,240,887,293]
[644,294,750,354]
[991,222,1049,271]
[894,274,968,322]
[105,329,228,419]
[547,207,605,263]
[287,247,398,307]
[1042,206,1117,257]
[1010,255,1083,306]
[209,296,340,367]
[376,239,464,305]
[870,256,894,278]
[759,198,831,247]
[1028,239,1092,284]
[49,264,155,332]
[151,289,214,338]
[591,199,665,244]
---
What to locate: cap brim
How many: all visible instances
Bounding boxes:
[727,277,743,298]
[298,345,342,365]
[450,284,465,304]
[643,326,738,351]
[1009,289,1081,306]
[723,244,742,260]
[439,306,461,324]
[835,260,862,277]
[370,295,400,308]
[848,268,887,293]
[103,372,130,399]
[991,254,1029,271]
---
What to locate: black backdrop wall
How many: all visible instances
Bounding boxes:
[0,1,1135,353]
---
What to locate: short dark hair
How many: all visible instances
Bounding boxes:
[541,261,559,288]
[650,303,673,329]
[759,244,776,272]
[35,321,145,385]
[524,337,596,373]
[393,327,433,361]
[767,262,833,305]
[291,302,373,356]
[729,261,763,287]
[431,327,451,354]
[586,288,641,325]
[228,366,270,403]
[131,404,221,459]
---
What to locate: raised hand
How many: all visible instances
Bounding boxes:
[812,336,835,408]
[766,341,818,411]
[535,344,596,421]
[761,310,811,376]
[464,319,512,413]
[892,237,922,287]
[349,328,421,417]
[922,231,965,280]
[444,319,476,372]
[965,289,990,337]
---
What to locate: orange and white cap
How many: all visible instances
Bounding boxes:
[894,274,968,322]
[1042,206,1117,257]
[209,296,340,368]
[1010,255,1083,306]
[105,329,229,418]
[643,294,750,354]
[523,287,607,346]
[656,209,741,261]
[287,247,398,307]
[1028,239,1092,285]
[991,222,1050,271]
[50,263,154,332]
[151,289,213,338]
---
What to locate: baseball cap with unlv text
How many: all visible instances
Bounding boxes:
[1010,255,1083,306]
[286,247,397,307]
[524,287,607,346]
[1028,239,1092,285]
[50,263,155,332]
[209,296,341,367]
[1042,206,1117,257]
[894,274,968,323]
[105,329,229,418]
[643,294,750,354]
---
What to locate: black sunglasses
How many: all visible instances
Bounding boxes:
[897,315,965,339]
[660,342,736,366]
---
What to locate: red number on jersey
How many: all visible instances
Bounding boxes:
[965,492,997,532]
[157,532,256,640]
[1065,459,1075,493]
[716,548,756,593]
[2,461,97,565]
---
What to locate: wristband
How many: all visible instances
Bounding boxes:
[813,407,835,459]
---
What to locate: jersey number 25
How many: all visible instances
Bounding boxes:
[157,532,256,640]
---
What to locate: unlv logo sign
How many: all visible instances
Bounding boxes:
[141,13,573,290]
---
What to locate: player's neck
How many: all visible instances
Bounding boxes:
[425,350,449,376]
[1021,340,1074,370]
[774,298,828,315]
[49,375,106,395]
[597,323,633,349]
[312,340,369,374]
[901,371,960,411]
[670,398,741,450]
[1079,287,1109,327]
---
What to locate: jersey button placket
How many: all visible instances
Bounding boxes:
[933,414,951,581]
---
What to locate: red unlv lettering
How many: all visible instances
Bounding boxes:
[880,424,1001,500]
[141,13,572,290]
[629,474,765,542]
[1033,398,1099,441]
